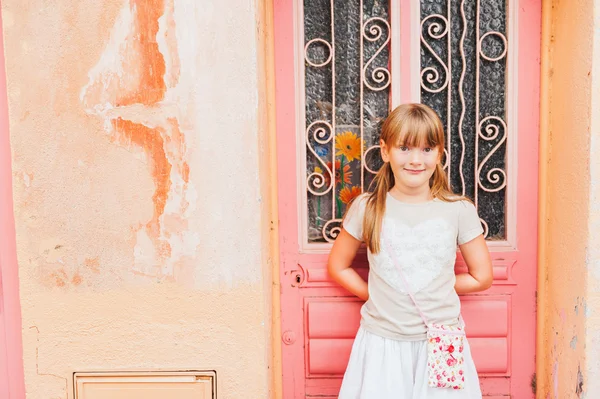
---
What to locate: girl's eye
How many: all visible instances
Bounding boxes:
[423,147,432,153]
[400,146,409,152]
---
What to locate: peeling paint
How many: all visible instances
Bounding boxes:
[570,335,578,349]
[49,269,68,288]
[577,365,584,396]
[71,272,83,286]
[5,0,269,397]
[112,118,172,228]
[22,172,33,187]
[157,0,180,88]
[80,0,167,110]
[118,0,167,106]
[84,258,101,274]
[82,0,198,280]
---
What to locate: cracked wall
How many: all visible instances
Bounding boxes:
[1,0,271,398]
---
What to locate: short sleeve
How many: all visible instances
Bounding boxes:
[342,194,368,241]
[457,200,484,245]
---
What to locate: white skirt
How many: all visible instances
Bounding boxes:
[338,327,482,399]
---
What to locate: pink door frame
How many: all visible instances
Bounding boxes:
[274,1,540,397]
[0,5,26,398]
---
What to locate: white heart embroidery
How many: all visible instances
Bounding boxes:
[375,218,457,293]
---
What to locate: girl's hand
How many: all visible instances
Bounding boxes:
[455,235,493,294]
[327,229,368,301]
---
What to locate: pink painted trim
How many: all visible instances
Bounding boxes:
[399,0,413,103]
[274,0,304,395]
[0,5,26,398]
[511,0,541,395]
[390,2,401,107]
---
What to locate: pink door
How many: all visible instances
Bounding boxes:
[0,7,26,397]
[275,1,540,398]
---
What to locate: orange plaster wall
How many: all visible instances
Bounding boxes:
[584,1,600,395]
[1,0,272,398]
[539,0,594,397]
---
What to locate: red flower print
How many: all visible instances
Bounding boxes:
[447,358,457,367]
[325,160,353,186]
[448,345,455,353]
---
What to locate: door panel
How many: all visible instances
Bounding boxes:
[275,0,540,397]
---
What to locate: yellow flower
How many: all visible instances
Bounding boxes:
[335,131,362,162]
[339,186,362,204]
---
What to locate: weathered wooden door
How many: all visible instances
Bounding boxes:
[275,0,540,398]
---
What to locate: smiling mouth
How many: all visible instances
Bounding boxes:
[404,169,425,173]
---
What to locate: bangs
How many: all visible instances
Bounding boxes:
[391,113,440,148]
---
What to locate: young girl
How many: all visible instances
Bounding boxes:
[328,103,492,398]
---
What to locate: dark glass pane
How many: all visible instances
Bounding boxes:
[305,0,390,243]
[421,0,508,240]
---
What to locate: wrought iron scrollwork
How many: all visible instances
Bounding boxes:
[421,14,449,94]
[305,39,333,67]
[363,17,391,92]
[306,121,334,196]
[322,219,343,243]
[477,116,507,193]
[420,0,509,240]
[303,2,390,244]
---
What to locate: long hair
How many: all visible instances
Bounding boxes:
[361,103,462,253]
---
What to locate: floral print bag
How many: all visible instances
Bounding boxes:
[425,322,466,389]
[386,243,466,390]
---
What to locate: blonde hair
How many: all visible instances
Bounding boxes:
[361,103,463,253]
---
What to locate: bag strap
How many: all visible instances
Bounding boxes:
[385,242,429,326]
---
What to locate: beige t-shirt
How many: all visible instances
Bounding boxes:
[343,192,484,341]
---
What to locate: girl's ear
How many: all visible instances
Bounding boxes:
[380,139,390,163]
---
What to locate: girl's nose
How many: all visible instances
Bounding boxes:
[409,150,422,164]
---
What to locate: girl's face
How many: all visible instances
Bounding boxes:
[380,139,440,192]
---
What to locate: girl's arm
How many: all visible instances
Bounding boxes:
[455,235,493,294]
[327,229,368,301]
